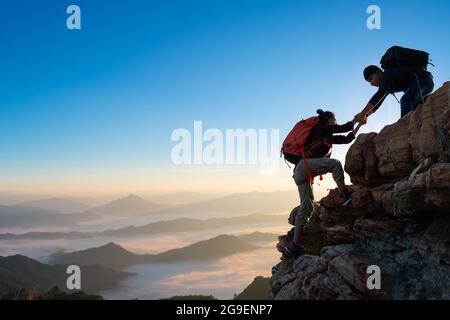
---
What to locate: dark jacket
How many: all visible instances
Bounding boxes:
[369,66,432,110]
[305,121,355,158]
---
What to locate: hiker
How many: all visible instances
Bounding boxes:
[355,46,434,123]
[281,109,361,259]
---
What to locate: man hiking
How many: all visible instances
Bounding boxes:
[281,109,361,259]
[355,46,434,123]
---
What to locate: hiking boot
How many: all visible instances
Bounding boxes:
[341,188,353,206]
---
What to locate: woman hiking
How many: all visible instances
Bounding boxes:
[282,109,361,259]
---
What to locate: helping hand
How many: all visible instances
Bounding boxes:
[354,113,368,125]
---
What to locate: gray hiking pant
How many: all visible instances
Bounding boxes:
[293,158,345,228]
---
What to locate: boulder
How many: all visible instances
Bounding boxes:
[270,83,450,300]
[346,81,450,184]
[345,132,385,186]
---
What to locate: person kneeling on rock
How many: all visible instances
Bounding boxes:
[281,109,362,259]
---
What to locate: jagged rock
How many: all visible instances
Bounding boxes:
[409,83,450,163]
[273,279,302,300]
[345,132,384,186]
[270,83,450,300]
[327,251,389,299]
[375,114,417,178]
[294,255,327,274]
[321,223,357,245]
[386,162,450,217]
[346,82,450,185]
[353,217,405,239]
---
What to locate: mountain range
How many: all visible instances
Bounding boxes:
[48,234,258,270]
[233,276,270,300]
[0,205,102,229]
[0,255,129,296]
[18,198,92,214]
[149,190,298,217]
[90,194,168,217]
[86,191,297,218]
[0,190,297,229]
[0,214,285,240]
[148,191,222,206]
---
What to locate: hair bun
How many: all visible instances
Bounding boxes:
[316,109,324,115]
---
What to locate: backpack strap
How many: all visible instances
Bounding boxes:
[392,92,400,104]
[284,158,292,169]
[413,73,426,105]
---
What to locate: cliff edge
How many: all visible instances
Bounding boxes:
[270,82,450,300]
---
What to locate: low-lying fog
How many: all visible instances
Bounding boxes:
[100,247,279,300]
[0,219,290,299]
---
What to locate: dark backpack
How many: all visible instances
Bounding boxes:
[380,46,431,70]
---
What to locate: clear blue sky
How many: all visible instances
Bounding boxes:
[0,0,449,196]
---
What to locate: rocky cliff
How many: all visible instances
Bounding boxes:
[270,82,450,300]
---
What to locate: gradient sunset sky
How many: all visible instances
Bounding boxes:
[1,0,449,198]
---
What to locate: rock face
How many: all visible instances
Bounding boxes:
[270,82,450,300]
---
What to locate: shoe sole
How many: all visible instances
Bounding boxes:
[342,198,352,207]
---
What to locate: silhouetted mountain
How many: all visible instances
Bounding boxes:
[0,214,286,240]
[100,214,285,239]
[237,232,279,242]
[48,242,150,269]
[0,191,49,206]
[0,205,102,228]
[92,194,168,217]
[19,198,91,214]
[0,230,93,240]
[155,235,255,262]
[0,204,61,216]
[0,255,129,297]
[1,286,103,300]
[234,276,270,300]
[48,235,258,269]
[149,191,222,206]
[148,190,298,217]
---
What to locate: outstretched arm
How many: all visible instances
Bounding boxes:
[357,102,376,122]
[332,132,356,144]
[323,118,357,135]
[356,86,391,123]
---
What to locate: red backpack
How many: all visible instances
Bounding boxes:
[281,116,322,184]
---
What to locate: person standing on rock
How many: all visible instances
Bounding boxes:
[282,109,359,259]
[355,46,434,123]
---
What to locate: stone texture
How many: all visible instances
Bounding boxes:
[270,83,450,300]
[375,114,417,178]
[345,132,385,186]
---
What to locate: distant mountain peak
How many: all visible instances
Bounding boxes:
[101,242,124,250]
[94,242,131,254]
[93,193,166,217]
[118,194,146,202]
[126,193,141,199]
[103,241,120,247]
